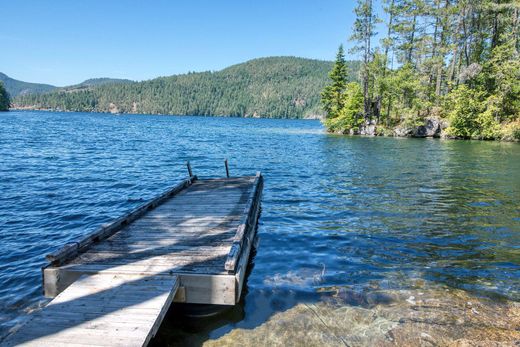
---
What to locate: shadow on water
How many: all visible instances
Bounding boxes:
[150,244,323,346]
[153,136,520,345]
[0,176,258,345]
[150,244,255,346]
[1,255,227,345]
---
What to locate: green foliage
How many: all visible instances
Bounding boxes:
[500,120,520,141]
[323,0,519,139]
[61,78,134,92]
[444,86,482,138]
[477,108,502,140]
[324,82,364,132]
[479,41,520,123]
[350,0,380,119]
[386,63,429,120]
[14,57,360,119]
[445,40,519,140]
[0,82,9,111]
[321,45,349,118]
[445,85,500,139]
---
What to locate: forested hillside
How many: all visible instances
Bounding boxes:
[14,57,360,119]
[322,0,520,141]
[0,73,56,97]
[0,82,9,111]
[62,78,134,91]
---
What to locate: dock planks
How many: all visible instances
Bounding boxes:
[2,173,263,347]
[3,273,179,347]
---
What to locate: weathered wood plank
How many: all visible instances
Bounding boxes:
[45,177,197,266]
[66,254,230,269]
[128,218,241,225]
[86,245,233,254]
[30,174,262,347]
[101,234,236,242]
[101,232,236,242]
[67,263,226,274]
[106,225,237,234]
[225,172,263,271]
[4,273,179,347]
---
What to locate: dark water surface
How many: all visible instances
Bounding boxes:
[0,111,519,343]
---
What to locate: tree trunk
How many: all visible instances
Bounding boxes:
[383,0,395,75]
[363,0,373,121]
[491,5,499,49]
[382,0,395,124]
[407,15,417,64]
[448,7,464,90]
[386,95,393,126]
[435,0,450,100]
[513,6,519,53]
[429,12,440,92]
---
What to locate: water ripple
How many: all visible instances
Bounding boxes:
[0,111,519,337]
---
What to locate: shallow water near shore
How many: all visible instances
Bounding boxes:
[0,111,519,345]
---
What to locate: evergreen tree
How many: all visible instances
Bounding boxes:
[321,45,349,118]
[14,57,360,119]
[0,82,9,111]
[324,82,364,133]
[350,0,379,121]
[323,0,520,140]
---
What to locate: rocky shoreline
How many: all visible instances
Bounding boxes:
[329,117,520,142]
[7,108,520,142]
[331,117,448,138]
[9,106,324,120]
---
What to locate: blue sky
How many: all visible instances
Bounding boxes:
[1,1,386,86]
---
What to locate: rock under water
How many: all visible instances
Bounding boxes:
[203,287,520,347]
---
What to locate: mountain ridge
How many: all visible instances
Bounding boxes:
[12,57,360,118]
[0,73,57,97]
[0,73,138,97]
[62,78,134,91]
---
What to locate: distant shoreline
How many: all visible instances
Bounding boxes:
[8,107,324,120]
[8,57,338,120]
[9,107,520,143]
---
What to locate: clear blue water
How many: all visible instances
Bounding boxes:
[0,111,519,341]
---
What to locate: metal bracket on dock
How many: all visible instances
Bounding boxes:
[225,159,230,178]
[39,165,263,310]
[186,161,193,177]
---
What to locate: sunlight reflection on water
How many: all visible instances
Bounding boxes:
[0,111,519,344]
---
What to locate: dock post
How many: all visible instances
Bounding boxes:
[225,159,230,178]
[187,161,193,177]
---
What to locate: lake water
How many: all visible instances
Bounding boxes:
[0,111,519,345]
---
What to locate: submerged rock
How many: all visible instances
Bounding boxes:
[203,287,520,347]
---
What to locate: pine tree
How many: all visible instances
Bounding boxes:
[321,45,349,118]
[0,82,9,111]
[323,0,520,139]
[350,0,379,121]
[14,57,348,119]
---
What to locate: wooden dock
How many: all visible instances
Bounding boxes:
[2,170,263,347]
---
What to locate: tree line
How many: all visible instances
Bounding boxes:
[322,0,520,140]
[14,57,359,119]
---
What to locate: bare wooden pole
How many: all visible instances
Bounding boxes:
[186,161,193,177]
[224,159,230,178]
